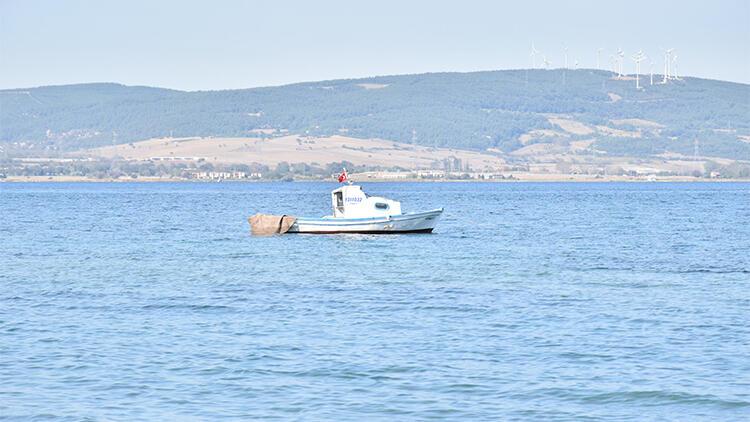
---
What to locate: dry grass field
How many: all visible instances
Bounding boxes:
[71,127,747,181]
[81,135,507,170]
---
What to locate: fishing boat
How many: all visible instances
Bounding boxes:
[249,171,443,235]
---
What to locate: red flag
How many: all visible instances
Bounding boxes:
[337,169,347,183]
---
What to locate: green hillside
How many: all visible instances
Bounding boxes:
[1,69,748,159]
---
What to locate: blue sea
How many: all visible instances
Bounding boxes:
[1,182,749,421]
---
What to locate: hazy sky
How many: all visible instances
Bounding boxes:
[1,0,748,90]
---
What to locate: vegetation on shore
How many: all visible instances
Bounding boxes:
[3,156,749,181]
[0,158,407,181]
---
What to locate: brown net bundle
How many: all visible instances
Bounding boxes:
[248,214,297,235]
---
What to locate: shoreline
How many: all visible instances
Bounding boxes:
[2,175,748,183]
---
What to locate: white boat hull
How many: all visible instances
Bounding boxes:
[288,209,443,234]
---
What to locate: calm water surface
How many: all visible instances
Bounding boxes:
[1,182,749,421]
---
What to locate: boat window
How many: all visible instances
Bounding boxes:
[334,192,344,213]
[375,202,389,210]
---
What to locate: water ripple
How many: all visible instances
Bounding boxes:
[1,182,749,420]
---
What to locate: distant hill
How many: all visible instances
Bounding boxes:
[1,69,749,159]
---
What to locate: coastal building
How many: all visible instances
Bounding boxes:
[149,156,201,162]
[191,171,249,180]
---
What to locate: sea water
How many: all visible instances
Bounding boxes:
[1,182,748,421]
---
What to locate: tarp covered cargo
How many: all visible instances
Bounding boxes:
[248,214,297,235]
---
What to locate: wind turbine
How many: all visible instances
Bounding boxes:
[661,48,674,83]
[666,48,675,81]
[650,60,654,85]
[530,42,539,69]
[672,54,680,80]
[667,48,675,79]
[543,55,551,70]
[597,48,604,70]
[564,45,569,69]
[631,51,646,89]
[616,48,625,77]
[574,59,579,70]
